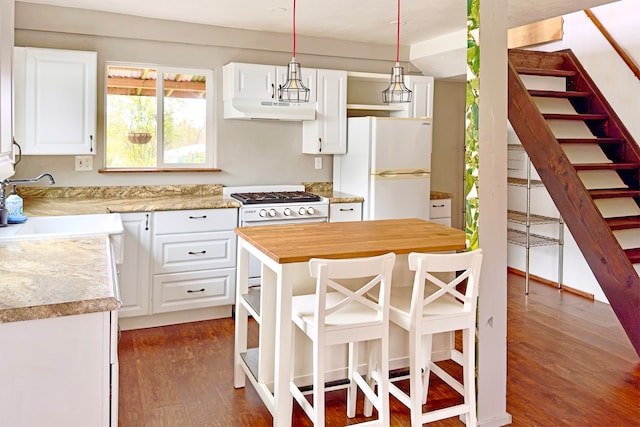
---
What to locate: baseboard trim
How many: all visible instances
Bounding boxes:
[507,267,595,300]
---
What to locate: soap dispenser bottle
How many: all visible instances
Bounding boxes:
[6,184,24,222]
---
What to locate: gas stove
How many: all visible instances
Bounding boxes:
[224,185,329,224]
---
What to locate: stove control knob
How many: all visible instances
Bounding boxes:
[268,209,277,217]
[283,208,292,216]
[307,207,315,215]
[259,209,268,217]
[298,207,307,216]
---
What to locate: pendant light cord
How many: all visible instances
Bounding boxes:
[395,0,400,64]
[292,0,297,61]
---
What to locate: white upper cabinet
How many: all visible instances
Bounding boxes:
[0,0,14,179]
[222,62,316,120]
[14,47,97,155]
[390,75,435,119]
[303,69,347,154]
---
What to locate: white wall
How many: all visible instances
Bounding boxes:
[507,0,640,302]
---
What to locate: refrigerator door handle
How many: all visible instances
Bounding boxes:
[378,169,431,178]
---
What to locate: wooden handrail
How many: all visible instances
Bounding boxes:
[584,9,640,80]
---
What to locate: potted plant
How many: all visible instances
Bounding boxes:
[127,96,154,144]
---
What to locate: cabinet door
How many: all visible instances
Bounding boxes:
[302,69,347,154]
[20,47,96,155]
[118,212,152,318]
[0,312,112,426]
[0,0,14,178]
[223,63,277,101]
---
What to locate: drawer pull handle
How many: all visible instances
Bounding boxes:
[433,204,445,208]
[189,215,207,220]
[188,250,207,255]
[340,208,354,212]
[187,288,206,293]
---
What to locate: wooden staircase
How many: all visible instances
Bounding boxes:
[507,48,640,357]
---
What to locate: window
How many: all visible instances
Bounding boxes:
[105,64,214,170]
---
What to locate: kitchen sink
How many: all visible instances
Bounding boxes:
[0,213,125,262]
[0,213,123,239]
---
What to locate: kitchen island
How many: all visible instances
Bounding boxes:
[233,218,466,427]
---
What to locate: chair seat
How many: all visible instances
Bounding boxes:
[292,292,382,328]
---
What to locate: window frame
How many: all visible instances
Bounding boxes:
[104,62,216,171]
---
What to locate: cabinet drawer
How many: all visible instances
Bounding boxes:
[152,268,235,313]
[329,202,362,222]
[154,231,236,274]
[154,209,237,235]
[429,199,451,219]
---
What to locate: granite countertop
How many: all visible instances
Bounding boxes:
[20,184,239,217]
[0,235,121,323]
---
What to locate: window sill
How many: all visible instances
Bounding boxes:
[98,168,222,173]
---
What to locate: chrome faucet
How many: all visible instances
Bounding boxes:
[0,173,55,227]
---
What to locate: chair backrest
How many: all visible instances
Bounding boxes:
[407,249,483,321]
[308,253,396,327]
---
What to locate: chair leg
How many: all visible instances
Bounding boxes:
[347,341,358,418]
[408,330,428,427]
[363,340,376,417]
[421,334,433,404]
[313,339,325,425]
[378,334,390,427]
[463,328,477,427]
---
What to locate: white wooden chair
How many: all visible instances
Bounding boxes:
[388,249,483,427]
[289,252,396,426]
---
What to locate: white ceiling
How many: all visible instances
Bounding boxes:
[18,0,619,46]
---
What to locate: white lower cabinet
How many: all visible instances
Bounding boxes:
[0,310,118,427]
[119,208,237,330]
[329,202,362,222]
[429,198,452,226]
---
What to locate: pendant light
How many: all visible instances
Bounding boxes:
[382,0,412,103]
[279,0,310,103]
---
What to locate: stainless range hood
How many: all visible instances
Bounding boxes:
[223,98,316,121]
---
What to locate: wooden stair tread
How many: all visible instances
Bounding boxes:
[515,67,577,77]
[557,138,623,144]
[529,89,591,98]
[606,216,640,230]
[573,163,639,171]
[625,248,640,263]
[590,189,640,199]
[543,113,608,120]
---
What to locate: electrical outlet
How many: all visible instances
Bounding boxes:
[75,156,93,171]
[314,157,323,170]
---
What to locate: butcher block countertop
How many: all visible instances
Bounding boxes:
[235,218,466,264]
[0,235,120,323]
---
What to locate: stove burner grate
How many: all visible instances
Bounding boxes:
[231,191,321,205]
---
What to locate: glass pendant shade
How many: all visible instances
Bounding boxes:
[279,59,310,102]
[382,64,412,103]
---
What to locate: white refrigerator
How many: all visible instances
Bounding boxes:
[333,117,432,221]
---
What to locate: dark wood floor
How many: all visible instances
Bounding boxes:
[118,272,640,426]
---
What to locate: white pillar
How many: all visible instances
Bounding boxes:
[477,0,512,425]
